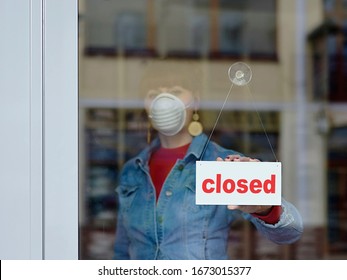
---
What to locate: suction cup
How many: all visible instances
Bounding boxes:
[228,62,252,86]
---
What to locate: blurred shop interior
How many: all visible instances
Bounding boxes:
[78,0,347,259]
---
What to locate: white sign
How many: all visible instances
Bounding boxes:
[196,161,282,205]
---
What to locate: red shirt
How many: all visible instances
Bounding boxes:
[149,143,190,201]
[251,206,282,224]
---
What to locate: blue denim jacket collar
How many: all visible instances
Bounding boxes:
[134,133,209,167]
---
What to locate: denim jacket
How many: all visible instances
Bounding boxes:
[113,133,303,260]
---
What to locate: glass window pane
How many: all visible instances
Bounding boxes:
[84,0,147,55]
[218,0,276,57]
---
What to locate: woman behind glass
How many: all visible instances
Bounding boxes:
[113,62,303,260]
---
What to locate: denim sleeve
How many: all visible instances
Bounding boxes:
[113,209,130,260]
[243,199,304,244]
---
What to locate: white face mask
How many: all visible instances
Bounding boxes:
[148,92,188,136]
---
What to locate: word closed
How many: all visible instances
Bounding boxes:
[196,161,281,205]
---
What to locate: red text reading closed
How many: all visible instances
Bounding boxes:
[202,174,276,194]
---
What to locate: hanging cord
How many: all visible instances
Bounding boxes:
[200,83,234,159]
[245,86,279,162]
[200,82,279,162]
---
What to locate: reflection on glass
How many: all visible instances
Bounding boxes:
[83,0,276,58]
[79,0,347,260]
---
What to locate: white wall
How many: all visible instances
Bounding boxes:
[0,0,78,260]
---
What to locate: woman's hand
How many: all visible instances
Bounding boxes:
[227,205,273,215]
[216,154,260,162]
